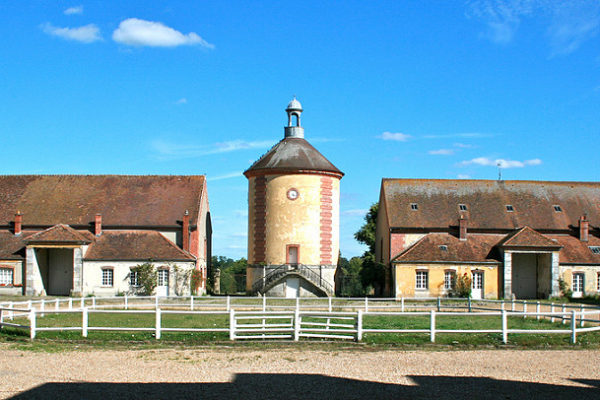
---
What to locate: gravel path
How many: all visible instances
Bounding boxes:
[1,346,599,399]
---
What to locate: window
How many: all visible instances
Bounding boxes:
[553,205,562,212]
[597,273,600,291]
[130,270,139,286]
[506,205,514,212]
[589,246,600,255]
[444,271,455,290]
[0,268,13,286]
[573,273,584,294]
[439,245,448,251]
[459,204,468,211]
[157,269,169,287]
[416,271,428,290]
[410,203,418,210]
[102,268,113,287]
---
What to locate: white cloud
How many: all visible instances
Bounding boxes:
[547,4,600,56]
[208,172,243,181]
[466,0,531,44]
[151,139,274,160]
[342,209,369,217]
[454,142,475,148]
[428,149,455,155]
[378,131,411,141]
[112,18,214,48]
[175,98,188,105]
[457,174,472,179]
[423,132,490,139]
[41,23,101,43]
[64,6,83,15]
[460,157,542,168]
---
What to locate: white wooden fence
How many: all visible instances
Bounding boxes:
[2,304,600,344]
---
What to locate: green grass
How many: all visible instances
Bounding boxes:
[3,308,600,351]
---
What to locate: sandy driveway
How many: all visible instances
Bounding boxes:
[1,346,599,399]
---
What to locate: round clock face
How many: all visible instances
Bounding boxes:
[287,188,299,200]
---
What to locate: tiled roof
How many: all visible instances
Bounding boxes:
[498,226,561,248]
[382,179,600,231]
[550,234,600,265]
[244,138,343,177]
[0,175,205,227]
[0,232,26,260]
[84,231,195,261]
[25,224,92,244]
[393,233,504,263]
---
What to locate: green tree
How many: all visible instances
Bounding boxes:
[132,262,157,295]
[353,203,386,295]
[354,203,378,253]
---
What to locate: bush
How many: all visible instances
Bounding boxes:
[190,269,202,295]
[451,273,472,298]
[132,262,157,296]
[558,277,572,299]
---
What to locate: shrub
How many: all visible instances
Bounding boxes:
[132,262,157,296]
[558,277,572,299]
[451,273,472,298]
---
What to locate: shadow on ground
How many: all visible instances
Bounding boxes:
[9,374,600,399]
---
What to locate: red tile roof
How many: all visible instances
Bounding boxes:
[25,224,92,244]
[0,175,205,227]
[0,232,26,260]
[550,234,600,265]
[84,231,195,261]
[382,179,600,231]
[498,226,561,248]
[393,233,504,263]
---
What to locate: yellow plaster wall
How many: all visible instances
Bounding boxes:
[394,263,500,298]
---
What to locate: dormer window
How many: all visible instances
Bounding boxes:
[506,205,515,212]
[410,203,418,211]
[553,205,562,212]
[590,246,600,255]
[439,245,448,251]
[459,204,468,211]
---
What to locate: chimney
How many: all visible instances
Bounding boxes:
[459,215,468,241]
[182,210,190,252]
[14,211,22,236]
[579,215,589,242]
[95,214,102,236]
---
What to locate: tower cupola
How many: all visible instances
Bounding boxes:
[284,97,304,138]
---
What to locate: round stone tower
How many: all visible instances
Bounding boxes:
[244,98,344,297]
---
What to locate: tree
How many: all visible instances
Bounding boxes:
[132,262,157,295]
[354,203,378,253]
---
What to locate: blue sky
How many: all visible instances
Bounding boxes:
[1,1,599,259]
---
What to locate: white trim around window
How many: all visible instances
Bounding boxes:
[101,268,114,287]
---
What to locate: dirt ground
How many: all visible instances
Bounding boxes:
[1,346,599,399]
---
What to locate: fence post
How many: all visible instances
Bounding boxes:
[82,307,88,337]
[401,297,405,312]
[523,301,527,319]
[80,297,84,309]
[8,301,13,319]
[124,294,128,310]
[155,308,161,340]
[536,302,540,321]
[296,297,300,312]
[430,310,436,343]
[261,295,265,312]
[92,297,96,309]
[357,309,363,342]
[562,304,567,325]
[511,299,515,312]
[68,298,73,311]
[154,295,158,310]
[40,299,45,317]
[229,309,236,340]
[29,309,36,340]
[227,295,231,312]
[294,309,300,341]
[190,296,194,311]
[501,300,505,311]
[55,298,60,311]
[571,310,577,344]
[468,297,472,312]
[501,309,508,344]
[550,303,555,323]
[365,297,369,312]
[437,297,441,312]
[0,308,3,330]
[328,297,332,312]
[580,304,585,327]
[27,300,32,311]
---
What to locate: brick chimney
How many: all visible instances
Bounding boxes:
[95,214,102,236]
[459,215,468,241]
[579,215,589,242]
[14,211,22,236]
[182,210,190,252]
